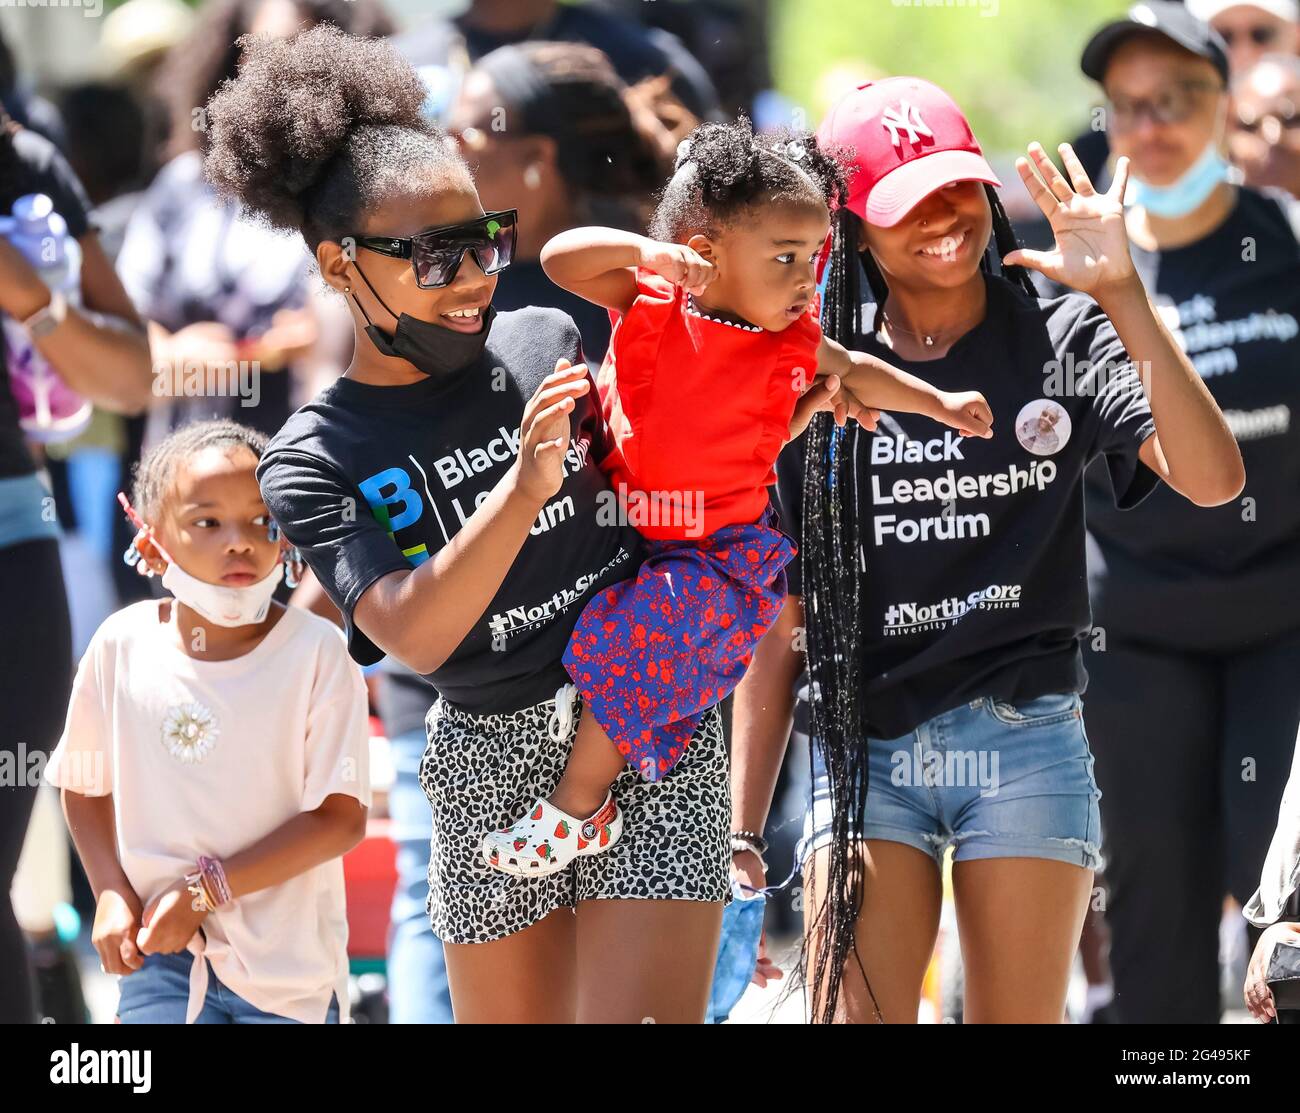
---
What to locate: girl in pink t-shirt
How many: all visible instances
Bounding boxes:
[45,419,371,1024]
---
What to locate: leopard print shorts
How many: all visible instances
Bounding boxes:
[420,688,730,944]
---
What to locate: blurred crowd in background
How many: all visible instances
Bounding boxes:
[4,0,1300,1025]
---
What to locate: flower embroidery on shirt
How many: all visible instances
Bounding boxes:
[161,701,219,764]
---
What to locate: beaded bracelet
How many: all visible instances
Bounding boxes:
[730,830,769,856]
[196,855,232,908]
[185,871,215,913]
[730,832,768,870]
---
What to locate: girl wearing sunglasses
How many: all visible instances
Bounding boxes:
[203,25,843,1023]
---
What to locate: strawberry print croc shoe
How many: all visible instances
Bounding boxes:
[482,792,623,878]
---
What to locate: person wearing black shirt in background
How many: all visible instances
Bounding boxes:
[0,118,153,1022]
[1079,3,1300,1022]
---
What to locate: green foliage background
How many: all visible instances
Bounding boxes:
[772,0,1131,157]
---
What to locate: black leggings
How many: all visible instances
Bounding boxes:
[0,538,72,1022]
[1083,629,1300,1023]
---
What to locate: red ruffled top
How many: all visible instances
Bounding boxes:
[596,269,822,541]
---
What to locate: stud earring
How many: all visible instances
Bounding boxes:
[523,164,541,189]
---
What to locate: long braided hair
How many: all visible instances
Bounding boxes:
[800,184,1036,1024]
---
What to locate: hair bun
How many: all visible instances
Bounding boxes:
[650,117,847,241]
[204,24,432,232]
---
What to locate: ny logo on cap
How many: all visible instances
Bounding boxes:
[881,101,933,149]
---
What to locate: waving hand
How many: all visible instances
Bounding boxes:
[1003,142,1137,297]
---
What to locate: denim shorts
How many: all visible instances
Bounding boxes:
[116,951,340,1024]
[800,692,1103,870]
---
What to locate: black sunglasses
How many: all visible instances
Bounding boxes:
[350,209,518,289]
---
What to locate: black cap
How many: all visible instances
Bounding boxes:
[1081,0,1230,85]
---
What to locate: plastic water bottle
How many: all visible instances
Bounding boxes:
[0,193,90,442]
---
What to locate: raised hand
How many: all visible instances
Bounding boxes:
[513,358,589,504]
[1003,143,1137,297]
[638,239,716,296]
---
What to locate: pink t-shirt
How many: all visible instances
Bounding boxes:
[45,601,371,1024]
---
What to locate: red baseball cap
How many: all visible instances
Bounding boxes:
[817,77,1001,228]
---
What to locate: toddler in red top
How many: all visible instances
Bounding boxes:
[482,119,994,878]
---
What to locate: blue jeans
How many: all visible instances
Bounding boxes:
[387,727,455,1024]
[800,692,1103,870]
[116,951,339,1024]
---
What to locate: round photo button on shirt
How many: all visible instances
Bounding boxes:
[1015,399,1071,456]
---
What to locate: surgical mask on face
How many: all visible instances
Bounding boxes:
[1129,140,1230,218]
[706,881,767,1024]
[349,259,495,380]
[116,491,285,628]
[161,559,283,627]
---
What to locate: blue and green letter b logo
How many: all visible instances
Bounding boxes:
[359,467,422,532]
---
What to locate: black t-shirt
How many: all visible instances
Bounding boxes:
[778,273,1157,739]
[258,307,643,715]
[491,259,612,366]
[378,260,617,738]
[0,128,92,479]
[1086,189,1300,652]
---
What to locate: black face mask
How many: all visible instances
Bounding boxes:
[349,259,495,379]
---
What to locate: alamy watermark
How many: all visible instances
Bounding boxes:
[1043,354,1153,398]
[891,742,1000,796]
[1,0,103,16]
[595,484,705,539]
[153,360,261,408]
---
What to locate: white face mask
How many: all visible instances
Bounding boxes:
[116,490,288,627]
[161,559,283,628]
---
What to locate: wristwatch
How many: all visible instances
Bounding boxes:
[22,290,67,339]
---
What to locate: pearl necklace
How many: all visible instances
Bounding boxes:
[685,293,764,333]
